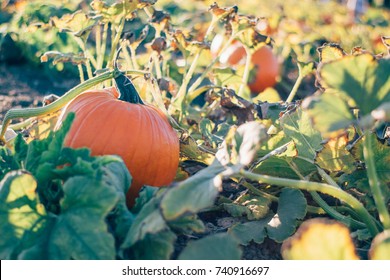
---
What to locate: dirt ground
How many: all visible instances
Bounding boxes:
[0,62,78,119]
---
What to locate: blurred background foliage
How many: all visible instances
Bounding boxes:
[0,0,389,86]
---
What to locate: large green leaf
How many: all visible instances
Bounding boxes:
[280,108,323,161]
[0,171,46,259]
[305,90,355,138]
[228,216,272,245]
[267,188,307,242]
[254,157,317,180]
[178,233,242,260]
[121,197,168,249]
[229,188,307,244]
[319,54,390,115]
[47,175,121,260]
[160,160,225,220]
[127,230,177,260]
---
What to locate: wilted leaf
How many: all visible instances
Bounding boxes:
[51,11,100,38]
[180,134,214,165]
[223,193,271,220]
[41,51,86,66]
[178,233,242,260]
[319,54,390,115]
[281,218,359,260]
[91,0,156,22]
[369,230,390,260]
[220,121,267,167]
[316,134,355,173]
[317,43,346,63]
[24,111,62,142]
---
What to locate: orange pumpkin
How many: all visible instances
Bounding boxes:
[220,42,280,94]
[55,75,179,207]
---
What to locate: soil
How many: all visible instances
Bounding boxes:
[0,61,282,260]
[0,62,79,119]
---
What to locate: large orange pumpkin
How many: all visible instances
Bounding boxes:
[55,75,179,207]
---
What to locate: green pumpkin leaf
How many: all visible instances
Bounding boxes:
[369,230,390,260]
[223,193,271,220]
[319,54,390,116]
[281,218,359,260]
[160,160,225,220]
[267,188,307,242]
[0,171,46,259]
[254,157,317,180]
[48,175,121,260]
[127,230,177,260]
[200,118,224,148]
[178,233,242,260]
[305,90,355,138]
[229,189,306,245]
[168,214,206,234]
[122,197,168,248]
[280,107,323,161]
[228,216,272,245]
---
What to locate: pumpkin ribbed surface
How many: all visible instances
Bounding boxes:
[56,87,179,206]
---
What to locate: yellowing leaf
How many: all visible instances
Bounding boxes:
[24,111,61,142]
[317,43,346,63]
[281,218,359,260]
[369,230,390,260]
[316,134,355,172]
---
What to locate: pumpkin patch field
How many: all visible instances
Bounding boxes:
[0,0,390,260]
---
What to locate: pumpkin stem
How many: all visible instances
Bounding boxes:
[113,47,144,105]
[114,74,145,105]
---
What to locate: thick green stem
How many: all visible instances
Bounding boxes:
[0,70,116,141]
[239,169,380,236]
[288,160,365,228]
[363,132,390,229]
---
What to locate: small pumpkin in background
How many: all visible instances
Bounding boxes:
[217,40,280,94]
[55,74,179,208]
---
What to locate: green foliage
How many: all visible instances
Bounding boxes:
[1,0,390,261]
[229,189,307,244]
[178,233,242,260]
